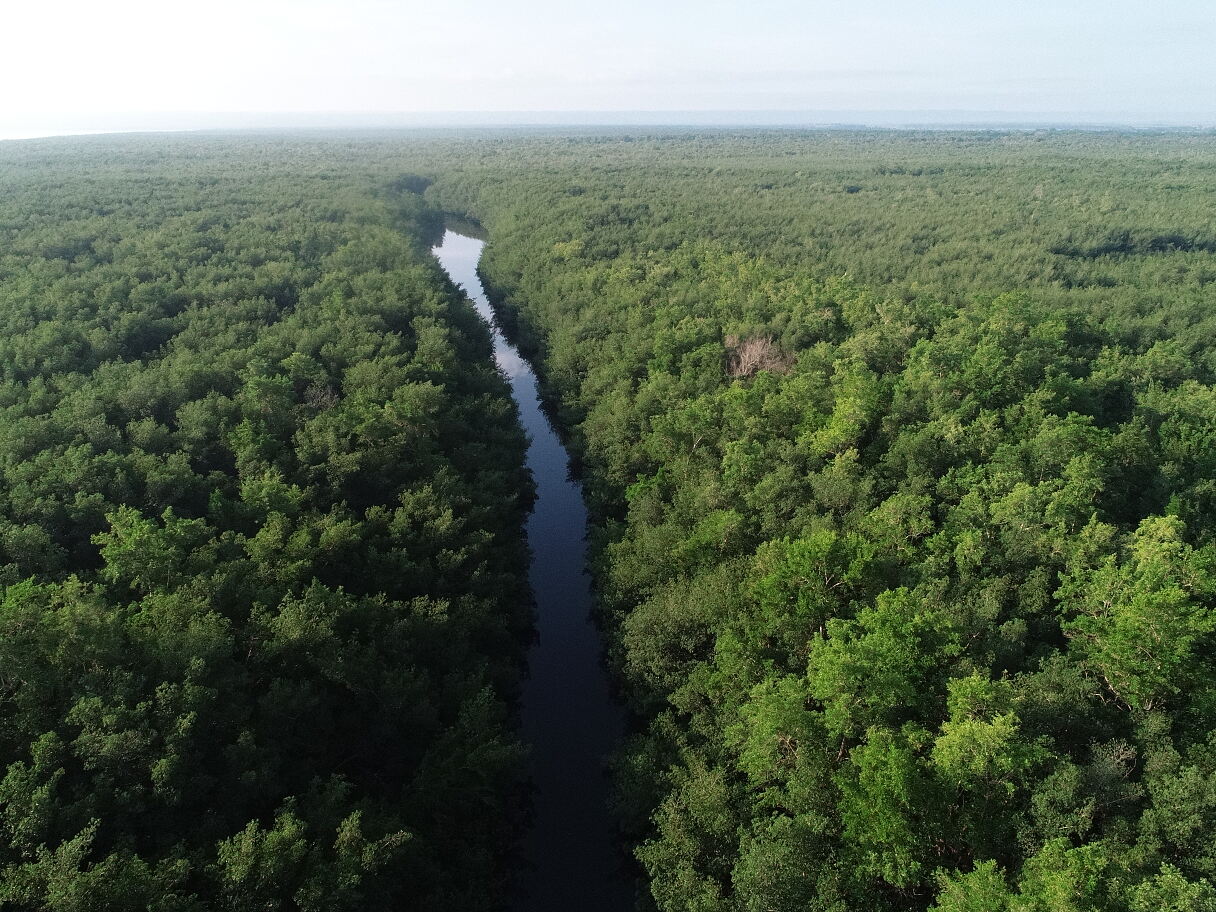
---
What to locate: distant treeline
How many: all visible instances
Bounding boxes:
[0,142,533,910]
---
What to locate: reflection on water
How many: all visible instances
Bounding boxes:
[432,231,631,912]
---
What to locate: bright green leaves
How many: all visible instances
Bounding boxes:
[1059,516,1216,712]
[746,530,877,674]
[216,808,311,907]
[732,814,848,912]
[931,675,1045,797]
[933,841,1112,912]
[638,761,738,912]
[1136,735,1216,881]
[0,733,67,856]
[674,510,746,568]
[1128,865,1216,912]
[836,725,935,888]
[801,361,883,460]
[808,585,958,740]
[622,562,743,706]
[0,819,200,912]
[215,803,412,912]
[733,675,823,792]
[932,860,1014,912]
[933,841,1113,912]
[1014,838,1112,912]
[93,508,215,596]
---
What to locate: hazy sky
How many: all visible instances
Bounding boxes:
[2,0,1213,135]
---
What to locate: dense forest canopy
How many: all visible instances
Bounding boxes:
[0,137,534,910]
[2,127,1216,911]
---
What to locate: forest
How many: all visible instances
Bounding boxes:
[0,138,534,910]
[2,127,1216,910]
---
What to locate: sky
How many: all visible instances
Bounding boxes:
[1,0,1213,138]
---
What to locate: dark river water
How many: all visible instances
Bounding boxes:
[432,231,632,912]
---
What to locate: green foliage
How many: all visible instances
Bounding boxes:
[837,725,935,887]
[414,128,1216,911]
[7,126,1216,910]
[932,861,1013,912]
[1059,516,1216,712]
[0,143,531,910]
[931,675,1045,796]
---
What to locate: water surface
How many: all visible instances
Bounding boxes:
[432,230,631,912]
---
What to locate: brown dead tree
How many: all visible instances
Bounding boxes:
[725,333,793,379]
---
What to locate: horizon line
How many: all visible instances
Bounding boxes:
[4,108,1216,143]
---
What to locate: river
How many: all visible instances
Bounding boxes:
[432,230,632,912]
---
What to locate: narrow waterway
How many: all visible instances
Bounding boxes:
[432,230,631,912]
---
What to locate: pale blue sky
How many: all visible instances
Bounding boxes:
[1,0,1213,137]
